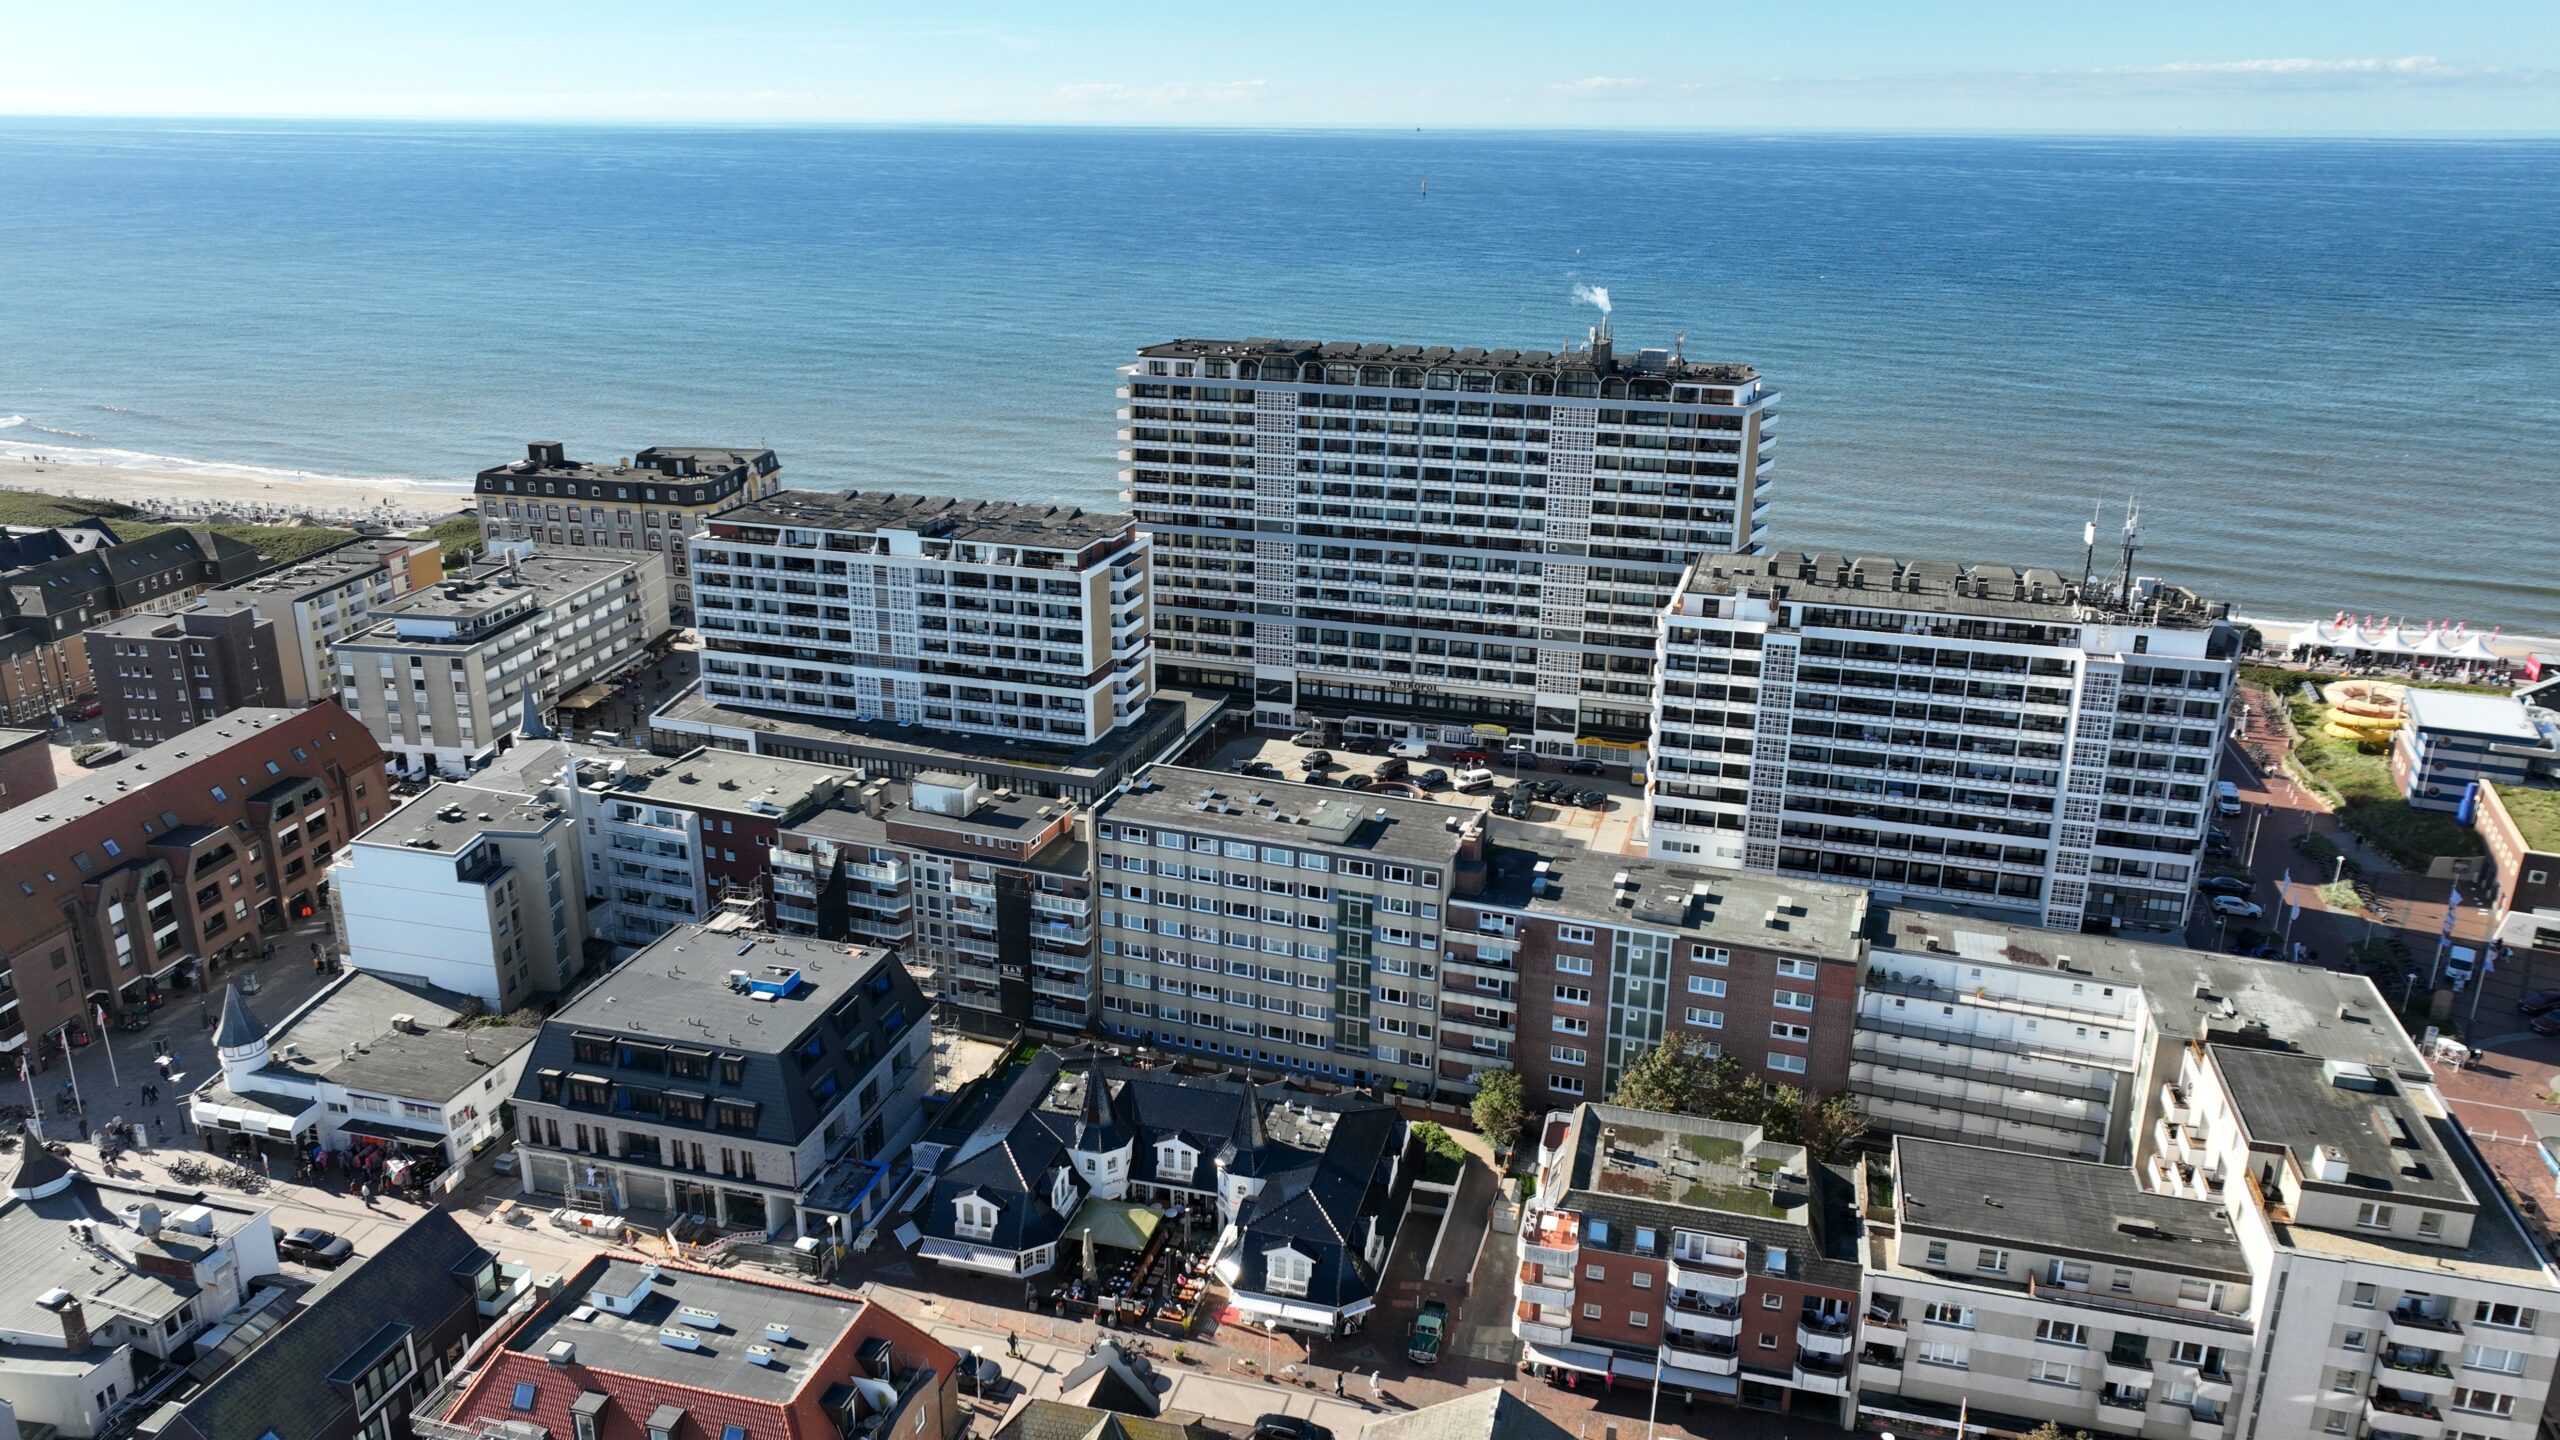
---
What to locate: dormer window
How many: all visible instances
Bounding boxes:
[1158,1140,1197,1183]
[1265,1247,1313,1298]
[955,1197,997,1241]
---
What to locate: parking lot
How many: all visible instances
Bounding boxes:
[1191,730,1653,857]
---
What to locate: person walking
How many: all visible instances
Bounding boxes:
[1334,1373,1346,1398]
[1006,1331,1020,1358]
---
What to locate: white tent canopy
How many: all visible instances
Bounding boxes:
[2291,615,2502,663]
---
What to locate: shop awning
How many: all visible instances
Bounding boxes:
[557,684,616,712]
[1521,1340,1616,1376]
[1064,1198,1161,1252]
[340,1117,446,1147]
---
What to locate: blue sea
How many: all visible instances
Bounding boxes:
[2,122,2555,631]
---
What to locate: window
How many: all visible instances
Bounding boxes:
[1585,1263,1607,1281]
[1553,985,1591,1006]
[1770,1053,1808,1074]
[1553,1016,1589,1036]
[512,1382,538,1411]
[1761,1293,1782,1309]
[1265,1248,1313,1297]
[2450,1387,2515,1417]
[2351,1282,2378,1309]
[1631,1271,1652,1289]
[2316,1409,2350,1436]
[1684,1008,1724,1029]
[954,1197,997,1240]
[2030,1359,2079,1388]
[1769,1022,1810,1042]
[1557,925,1594,944]
[1628,1311,1649,1329]
[1555,953,1593,976]
[1581,1302,1602,1320]
[1922,1301,1973,1328]
[1773,988,1813,1010]
[723,1428,749,1440]
[2036,1320,2088,1347]
[1974,1247,2009,1275]
[1687,975,1726,996]
[2341,1329,2367,1352]
[2328,1369,2359,1393]
[1549,1045,1586,1066]
[2474,1301,2539,1331]
[1916,1340,1969,1369]
[2356,1202,2395,1229]
[2418,1211,2444,1239]
[2462,1343,2526,1375]
[1924,1240,1949,1268]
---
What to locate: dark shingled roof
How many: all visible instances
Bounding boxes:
[1366,1390,1579,1440]
[212,983,267,1050]
[157,1211,488,1440]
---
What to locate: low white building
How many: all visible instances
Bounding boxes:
[188,977,537,1173]
[0,1144,280,1438]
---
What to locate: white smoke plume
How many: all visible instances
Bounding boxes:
[1572,283,1611,315]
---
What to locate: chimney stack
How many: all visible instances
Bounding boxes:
[53,1295,91,1353]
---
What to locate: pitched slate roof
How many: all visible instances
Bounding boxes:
[212,983,267,1049]
[1368,1390,1577,1440]
[156,1210,488,1440]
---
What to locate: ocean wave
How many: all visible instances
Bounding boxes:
[27,422,95,440]
[0,436,468,493]
[0,416,25,431]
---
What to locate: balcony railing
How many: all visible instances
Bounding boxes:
[2029,1277,2251,1333]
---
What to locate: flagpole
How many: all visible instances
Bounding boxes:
[93,1004,121,1089]
[57,1024,83,1120]
[18,1052,38,1129]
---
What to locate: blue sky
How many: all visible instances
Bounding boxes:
[3,1,2553,133]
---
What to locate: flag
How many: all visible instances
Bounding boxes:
[2289,902,2301,924]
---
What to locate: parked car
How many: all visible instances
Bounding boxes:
[2519,990,2560,1016]
[2533,1011,2560,1037]
[1252,1418,1335,1440]
[1374,757,1409,781]
[1289,731,1325,747]
[1407,1299,1448,1365]
[1301,750,1333,769]
[63,700,103,721]
[962,1353,1006,1397]
[1389,740,1432,760]
[1417,768,1449,790]
[1453,749,1491,765]
[1452,767,1496,793]
[2210,896,2263,919]
[2199,876,2254,896]
[1343,734,1384,755]
[279,1227,354,1269]
[2215,780,2243,816]
[1562,758,1605,776]
[1577,789,1608,810]
[1232,759,1281,779]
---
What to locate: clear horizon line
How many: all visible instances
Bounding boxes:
[0,111,2556,142]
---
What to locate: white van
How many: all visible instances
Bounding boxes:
[1452,767,1496,793]
[2214,780,2242,816]
[1389,740,1432,760]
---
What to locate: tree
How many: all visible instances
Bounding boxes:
[2022,1424,2094,1440]
[1793,1092,1869,1162]
[1611,1036,1721,1114]
[1695,1051,1762,1124]
[1471,1069,1526,1153]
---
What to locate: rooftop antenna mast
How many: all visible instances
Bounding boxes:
[2116,497,2142,612]
[2078,502,2100,596]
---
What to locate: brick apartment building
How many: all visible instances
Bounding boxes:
[90,598,290,746]
[0,726,57,815]
[1516,1102,1864,1423]
[1444,826,1869,1107]
[417,1256,964,1440]
[0,704,387,1046]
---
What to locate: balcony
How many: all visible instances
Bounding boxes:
[2104,1350,2154,1388]
[1520,1279,1573,1310]
[2160,1079,2191,1124]
[2377,1348,2456,1396]
[1523,1213,1578,1268]
[1660,1331,1739,1377]
[2029,1277,2252,1334]
[2386,1304,2463,1346]
[1796,1313,1856,1354]
[2098,1384,2151,1414]
[1668,1242,1747,1282]
[1514,1314,1570,1348]
[1666,1296,1741,1339]
[2186,1413,2226,1440]
[1791,1352,1850,1394]
[2364,1391,2442,1440]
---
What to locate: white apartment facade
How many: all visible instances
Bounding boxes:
[332,781,585,1011]
[333,552,668,777]
[202,536,443,702]
[1119,327,1776,753]
[1090,767,1477,1095]
[691,491,1153,746]
[1649,551,2238,932]
[2165,1044,2560,1440]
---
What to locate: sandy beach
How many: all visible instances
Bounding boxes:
[0,453,472,531]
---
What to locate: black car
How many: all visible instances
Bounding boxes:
[1562,758,1606,776]
[2533,1011,2560,1037]
[1343,735,1384,755]
[1375,757,1409,781]
[1417,768,1449,789]
[1301,750,1333,769]
[2520,990,2560,1016]
[2199,876,2254,896]
[279,1227,354,1269]
[1252,1417,1335,1440]
[1576,790,1608,810]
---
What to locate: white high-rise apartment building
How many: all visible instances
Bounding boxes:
[691,492,1154,746]
[1649,550,2237,932]
[1119,324,1776,752]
